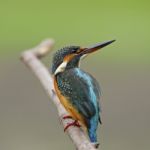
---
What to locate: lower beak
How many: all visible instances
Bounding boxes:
[79,40,115,55]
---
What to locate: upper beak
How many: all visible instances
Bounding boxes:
[78,40,115,55]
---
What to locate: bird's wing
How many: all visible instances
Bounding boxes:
[56,68,101,126]
[87,73,102,124]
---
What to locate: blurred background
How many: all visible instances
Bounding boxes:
[0,0,150,150]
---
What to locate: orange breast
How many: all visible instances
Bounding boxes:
[54,77,87,130]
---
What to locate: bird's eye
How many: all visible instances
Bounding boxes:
[73,48,79,53]
[76,48,81,53]
[70,46,80,53]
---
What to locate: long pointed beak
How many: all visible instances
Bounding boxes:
[79,40,115,55]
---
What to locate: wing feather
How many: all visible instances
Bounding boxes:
[56,68,101,126]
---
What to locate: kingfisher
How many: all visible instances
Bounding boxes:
[51,40,115,146]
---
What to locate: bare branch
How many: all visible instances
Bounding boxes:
[20,39,97,150]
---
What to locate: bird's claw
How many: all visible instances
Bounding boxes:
[63,115,73,120]
[64,120,81,132]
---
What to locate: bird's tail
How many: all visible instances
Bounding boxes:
[88,130,99,148]
[88,129,97,143]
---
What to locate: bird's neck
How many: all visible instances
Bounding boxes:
[53,56,81,75]
[56,67,79,77]
[65,57,80,70]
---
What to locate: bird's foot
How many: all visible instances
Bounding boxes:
[63,115,73,120]
[64,120,81,132]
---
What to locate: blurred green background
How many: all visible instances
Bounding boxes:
[0,0,150,150]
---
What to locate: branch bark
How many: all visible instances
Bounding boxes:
[20,39,97,150]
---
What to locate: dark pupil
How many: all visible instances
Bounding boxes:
[72,48,78,53]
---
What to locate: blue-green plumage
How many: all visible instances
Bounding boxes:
[52,40,115,145]
[55,68,101,143]
[74,68,101,142]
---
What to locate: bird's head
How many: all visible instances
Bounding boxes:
[51,40,115,75]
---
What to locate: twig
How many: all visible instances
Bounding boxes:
[20,39,97,150]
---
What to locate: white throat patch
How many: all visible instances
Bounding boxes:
[54,61,67,75]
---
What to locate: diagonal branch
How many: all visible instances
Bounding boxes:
[20,39,97,150]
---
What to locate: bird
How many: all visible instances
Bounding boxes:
[51,40,115,146]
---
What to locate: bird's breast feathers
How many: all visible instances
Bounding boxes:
[54,68,101,128]
[54,77,86,128]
